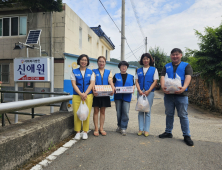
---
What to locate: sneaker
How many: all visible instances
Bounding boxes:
[184,136,194,146]
[121,129,127,136]
[74,132,81,140]
[82,132,88,140]
[159,132,173,138]
[116,127,121,133]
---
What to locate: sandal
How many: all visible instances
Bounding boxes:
[99,130,107,136]
[93,131,99,137]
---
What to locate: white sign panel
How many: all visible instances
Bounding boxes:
[14,57,50,82]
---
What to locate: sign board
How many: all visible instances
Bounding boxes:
[14,57,50,82]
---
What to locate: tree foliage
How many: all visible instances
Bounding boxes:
[186,22,222,81]
[0,0,63,12]
[149,46,167,73]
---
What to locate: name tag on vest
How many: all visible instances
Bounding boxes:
[166,66,171,69]
[87,74,91,77]
[117,78,121,81]
[96,74,100,76]
[75,74,80,76]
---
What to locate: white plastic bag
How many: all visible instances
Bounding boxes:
[77,101,89,121]
[135,95,150,112]
[164,73,182,94]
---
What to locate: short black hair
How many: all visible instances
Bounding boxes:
[171,48,182,54]
[118,61,129,68]
[77,54,90,66]
[139,53,154,66]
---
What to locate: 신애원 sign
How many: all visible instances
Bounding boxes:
[14,57,51,82]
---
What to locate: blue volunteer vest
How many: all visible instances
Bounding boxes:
[114,73,134,102]
[72,68,93,95]
[93,69,110,85]
[165,62,189,91]
[137,67,156,92]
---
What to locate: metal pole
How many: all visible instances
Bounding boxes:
[50,57,54,113]
[2,113,5,127]
[145,37,147,53]
[120,0,125,61]
[27,48,29,58]
[14,82,18,123]
[39,37,41,57]
[50,12,54,113]
[31,94,34,118]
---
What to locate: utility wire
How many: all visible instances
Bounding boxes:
[125,44,144,56]
[130,0,145,38]
[99,0,139,61]
[126,45,145,59]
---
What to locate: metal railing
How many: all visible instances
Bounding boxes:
[0,90,72,127]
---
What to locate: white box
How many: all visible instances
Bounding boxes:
[95,85,113,97]
[115,86,134,93]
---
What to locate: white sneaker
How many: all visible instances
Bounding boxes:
[82,132,88,140]
[74,133,81,140]
[121,129,127,136]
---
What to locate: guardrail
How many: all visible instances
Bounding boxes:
[0,90,72,127]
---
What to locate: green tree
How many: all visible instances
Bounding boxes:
[149,47,167,72]
[187,22,222,81]
[0,0,63,12]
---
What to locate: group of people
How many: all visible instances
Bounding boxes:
[70,48,194,147]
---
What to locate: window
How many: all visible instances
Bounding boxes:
[79,27,82,49]
[102,46,104,55]
[0,19,2,36]
[106,50,108,59]
[0,16,27,37]
[19,16,27,35]
[88,35,92,43]
[0,64,10,83]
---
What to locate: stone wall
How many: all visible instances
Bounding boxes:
[188,74,222,113]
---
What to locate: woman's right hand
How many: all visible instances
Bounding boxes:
[93,88,98,96]
[139,90,143,96]
[80,93,87,101]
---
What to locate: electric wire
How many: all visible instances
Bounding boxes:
[126,45,144,59]
[98,0,139,61]
[125,44,144,56]
[130,0,145,38]
[126,45,145,60]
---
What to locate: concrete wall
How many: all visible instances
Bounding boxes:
[188,74,222,113]
[64,4,112,60]
[0,4,114,94]
[0,111,74,170]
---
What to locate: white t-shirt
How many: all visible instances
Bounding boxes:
[135,67,159,80]
[70,70,95,81]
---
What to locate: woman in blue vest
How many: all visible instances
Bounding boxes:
[135,53,159,137]
[113,61,135,136]
[70,54,95,140]
[92,56,115,136]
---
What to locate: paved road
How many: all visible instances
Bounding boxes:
[44,91,222,170]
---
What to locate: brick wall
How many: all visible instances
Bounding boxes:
[188,74,222,113]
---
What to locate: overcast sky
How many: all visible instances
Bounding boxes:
[63,0,222,61]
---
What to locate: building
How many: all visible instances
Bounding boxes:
[0,3,115,101]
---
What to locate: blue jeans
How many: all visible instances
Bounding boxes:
[115,100,130,130]
[164,94,191,136]
[137,91,154,132]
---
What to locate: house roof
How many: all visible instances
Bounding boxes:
[90,25,115,49]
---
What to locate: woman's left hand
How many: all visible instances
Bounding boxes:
[144,90,150,96]
[111,87,115,95]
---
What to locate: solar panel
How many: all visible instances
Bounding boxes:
[26,30,42,44]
